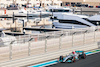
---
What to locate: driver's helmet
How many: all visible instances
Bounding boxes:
[72,52,75,54]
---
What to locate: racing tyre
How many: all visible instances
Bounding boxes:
[81,54,86,59]
[83,54,86,59]
[81,51,86,59]
[78,55,81,60]
[72,57,75,63]
[59,56,63,62]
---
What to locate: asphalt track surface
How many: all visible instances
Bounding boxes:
[47,52,100,67]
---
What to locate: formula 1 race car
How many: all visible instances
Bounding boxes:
[58,51,86,63]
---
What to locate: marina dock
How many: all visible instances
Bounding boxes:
[0,15,12,18]
[23,27,60,32]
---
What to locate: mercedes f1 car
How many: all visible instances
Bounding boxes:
[58,51,86,63]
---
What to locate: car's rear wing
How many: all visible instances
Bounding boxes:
[75,51,84,53]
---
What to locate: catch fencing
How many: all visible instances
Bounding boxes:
[0,26,100,63]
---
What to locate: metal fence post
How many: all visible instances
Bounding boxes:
[83,32,85,45]
[24,34,25,43]
[28,41,31,56]
[54,31,55,39]
[45,33,47,52]
[18,35,20,43]
[38,34,39,40]
[59,36,61,50]
[94,30,95,42]
[72,34,74,47]
[9,42,12,60]
[28,35,32,56]
[83,33,85,45]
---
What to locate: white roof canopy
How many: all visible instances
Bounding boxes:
[88,15,100,21]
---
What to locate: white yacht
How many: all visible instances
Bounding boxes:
[46,6,73,19]
[17,9,34,17]
[87,15,100,25]
[0,31,17,46]
[52,13,96,29]
[16,9,51,17]
[18,18,52,29]
[35,10,51,16]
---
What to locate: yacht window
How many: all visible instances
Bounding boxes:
[84,18,100,26]
[59,20,90,26]
[58,10,63,12]
[50,9,57,12]
[19,12,23,13]
[37,11,41,12]
[49,9,71,12]
[54,9,58,12]
[64,10,70,12]
[10,5,12,7]
[50,9,52,12]
[46,10,49,12]
[32,11,35,13]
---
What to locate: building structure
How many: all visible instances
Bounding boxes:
[0,0,13,8]
[62,0,100,7]
[0,0,62,8]
[83,0,100,7]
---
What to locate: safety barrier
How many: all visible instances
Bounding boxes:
[0,26,99,66]
[0,43,98,67]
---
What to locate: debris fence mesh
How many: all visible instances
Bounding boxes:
[0,26,100,62]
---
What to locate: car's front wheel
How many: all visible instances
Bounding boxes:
[72,57,76,62]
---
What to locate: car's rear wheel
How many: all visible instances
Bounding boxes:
[83,54,86,59]
[78,55,81,60]
[81,54,86,59]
